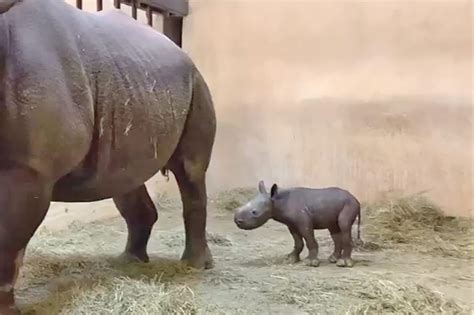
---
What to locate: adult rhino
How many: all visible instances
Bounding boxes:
[0,0,216,313]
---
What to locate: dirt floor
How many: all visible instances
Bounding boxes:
[15,188,474,314]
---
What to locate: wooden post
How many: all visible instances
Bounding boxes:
[114,0,121,9]
[146,6,153,27]
[163,14,183,47]
[96,0,103,11]
[131,0,138,19]
[76,0,82,9]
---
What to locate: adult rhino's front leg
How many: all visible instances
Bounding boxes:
[113,185,158,263]
[0,168,52,314]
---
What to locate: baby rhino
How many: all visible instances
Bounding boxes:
[234,181,361,267]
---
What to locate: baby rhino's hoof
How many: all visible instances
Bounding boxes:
[328,255,338,263]
[336,258,354,268]
[306,258,320,267]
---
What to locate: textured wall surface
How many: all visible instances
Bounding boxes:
[65,0,472,216]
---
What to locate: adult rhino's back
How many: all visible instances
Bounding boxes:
[53,8,205,201]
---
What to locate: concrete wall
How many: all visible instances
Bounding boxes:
[66,0,472,216]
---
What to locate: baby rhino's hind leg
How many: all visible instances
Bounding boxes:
[328,226,342,263]
[336,204,358,268]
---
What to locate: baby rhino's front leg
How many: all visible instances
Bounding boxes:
[286,226,304,263]
[299,226,320,267]
[290,220,320,267]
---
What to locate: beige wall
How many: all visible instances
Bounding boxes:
[181,0,472,216]
[68,0,472,216]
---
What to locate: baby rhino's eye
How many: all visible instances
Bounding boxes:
[251,210,258,216]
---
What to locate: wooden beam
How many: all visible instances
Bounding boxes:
[121,0,188,16]
[76,0,82,9]
[131,0,137,19]
[146,6,153,27]
[148,0,188,16]
[96,0,103,11]
[163,15,183,47]
[114,0,121,9]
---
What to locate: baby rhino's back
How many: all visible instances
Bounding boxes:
[293,187,357,229]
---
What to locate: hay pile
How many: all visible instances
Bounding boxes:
[18,222,200,315]
[273,276,466,315]
[350,279,465,314]
[362,192,473,259]
[23,276,196,315]
[20,256,198,315]
[65,278,196,314]
[211,187,257,212]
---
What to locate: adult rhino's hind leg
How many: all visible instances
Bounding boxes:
[113,185,158,263]
[171,162,213,269]
[0,168,52,314]
[167,70,216,270]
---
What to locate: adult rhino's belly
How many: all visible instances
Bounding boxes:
[52,126,182,202]
[52,159,163,202]
[52,124,183,202]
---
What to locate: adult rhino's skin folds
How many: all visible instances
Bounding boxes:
[0,0,216,313]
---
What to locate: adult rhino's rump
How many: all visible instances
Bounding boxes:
[0,0,216,313]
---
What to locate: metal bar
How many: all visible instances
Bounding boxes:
[114,0,121,9]
[96,0,103,11]
[163,14,183,47]
[146,6,153,27]
[76,0,82,9]
[131,0,138,19]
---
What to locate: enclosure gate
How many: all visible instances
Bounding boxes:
[75,0,188,47]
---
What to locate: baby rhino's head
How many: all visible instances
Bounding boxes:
[234,180,278,230]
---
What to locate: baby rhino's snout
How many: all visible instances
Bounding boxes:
[233,206,246,227]
[234,217,244,226]
[233,201,271,230]
[234,205,253,229]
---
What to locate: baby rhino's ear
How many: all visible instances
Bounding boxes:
[258,180,267,194]
[270,184,278,198]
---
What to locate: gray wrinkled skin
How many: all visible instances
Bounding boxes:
[234,181,361,269]
[0,1,216,313]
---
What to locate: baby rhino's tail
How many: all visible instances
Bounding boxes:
[353,198,364,247]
